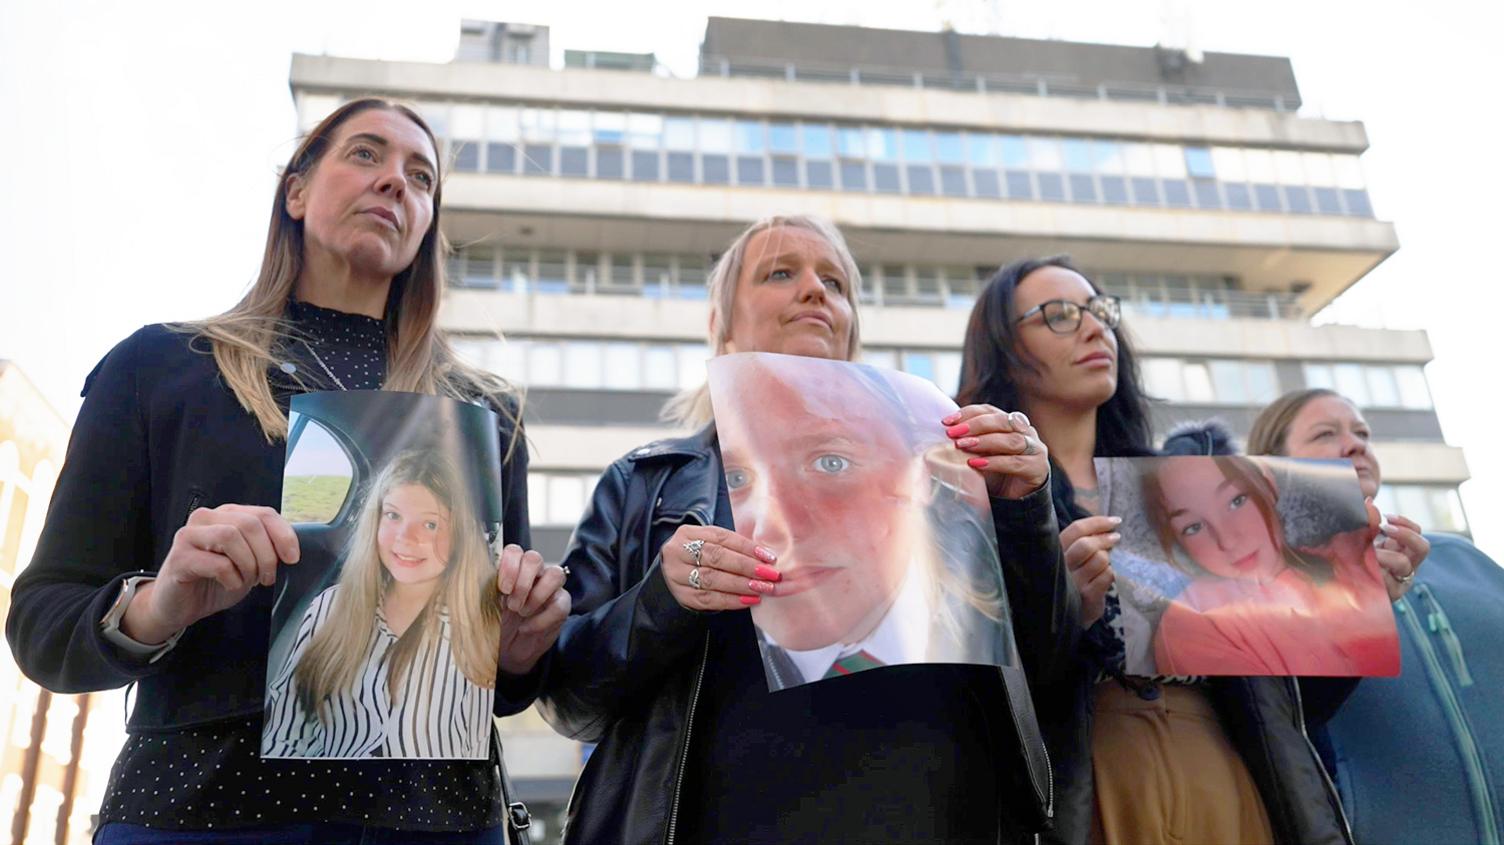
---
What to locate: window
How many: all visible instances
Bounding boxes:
[677,344,709,390]
[603,343,642,389]
[546,475,589,526]
[643,345,677,390]
[458,248,496,289]
[563,341,604,388]
[281,416,354,524]
[1183,147,1215,179]
[1394,365,1432,409]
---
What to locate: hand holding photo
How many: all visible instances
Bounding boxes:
[262,391,506,760]
[1096,455,1400,677]
[708,352,1016,691]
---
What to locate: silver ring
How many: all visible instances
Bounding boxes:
[1395,570,1414,584]
[683,538,704,565]
[688,567,705,590]
[1022,436,1039,456]
[559,565,571,578]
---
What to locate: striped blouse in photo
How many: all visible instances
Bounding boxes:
[262,585,494,760]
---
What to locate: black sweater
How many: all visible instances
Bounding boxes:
[5,308,533,831]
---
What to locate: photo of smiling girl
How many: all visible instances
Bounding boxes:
[1139,455,1399,676]
[262,447,502,759]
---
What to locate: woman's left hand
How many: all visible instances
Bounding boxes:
[494,543,571,677]
[943,405,1049,500]
[1376,513,1429,601]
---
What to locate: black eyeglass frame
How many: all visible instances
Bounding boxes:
[1015,294,1122,335]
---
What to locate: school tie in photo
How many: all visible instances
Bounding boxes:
[824,650,885,679]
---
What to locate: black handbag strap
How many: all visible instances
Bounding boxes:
[498,745,532,845]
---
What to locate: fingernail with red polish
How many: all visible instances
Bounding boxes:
[739,595,762,606]
[946,423,970,437]
[749,579,776,594]
[967,457,989,469]
[956,437,979,449]
[755,564,782,581]
[755,546,778,563]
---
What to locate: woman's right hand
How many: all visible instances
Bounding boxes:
[123,504,300,644]
[660,525,781,612]
[1061,515,1121,628]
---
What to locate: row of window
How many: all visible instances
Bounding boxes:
[1143,359,1433,410]
[447,336,1434,412]
[1302,362,1433,411]
[1375,484,1469,535]
[298,95,1375,217]
[448,245,1293,320]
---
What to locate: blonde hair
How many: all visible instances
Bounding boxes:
[662,215,864,426]
[294,448,502,719]
[177,97,517,447]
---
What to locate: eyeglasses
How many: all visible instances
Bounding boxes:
[1015,295,1122,335]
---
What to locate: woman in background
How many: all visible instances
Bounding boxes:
[1248,388,1503,844]
[957,255,1351,844]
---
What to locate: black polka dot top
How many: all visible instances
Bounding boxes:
[96,301,507,833]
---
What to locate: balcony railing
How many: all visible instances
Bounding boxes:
[698,55,1293,112]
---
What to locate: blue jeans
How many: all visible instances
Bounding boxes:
[94,822,506,844]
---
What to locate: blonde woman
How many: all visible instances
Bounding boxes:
[6,98,566,843]
[537,215,1075,844]
[264,448,503,759]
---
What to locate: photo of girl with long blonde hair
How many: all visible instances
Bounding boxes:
[263,446,502,759]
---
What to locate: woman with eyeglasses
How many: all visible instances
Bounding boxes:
[956,255,1352,845]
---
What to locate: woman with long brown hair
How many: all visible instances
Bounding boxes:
[956,255,1352,844]
[6,98,566,843]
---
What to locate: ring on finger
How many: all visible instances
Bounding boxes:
[1394,569,1414,585]
[1021,436,1039,456]
[688,567,706,590]
[683,538,705,565]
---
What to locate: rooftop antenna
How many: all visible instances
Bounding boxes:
[1158,0,1203,64]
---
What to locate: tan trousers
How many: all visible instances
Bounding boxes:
[1089,681,1275,845]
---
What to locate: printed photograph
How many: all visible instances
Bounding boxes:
[1095,455,1400,676]
[262,391,506,760]
[709,352,1017,691]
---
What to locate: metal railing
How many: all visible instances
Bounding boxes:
[698,55,1292,112]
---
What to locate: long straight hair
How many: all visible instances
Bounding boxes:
[661,214,864,427]
[955,255,1156,524]
[178,97,517,446]
[294,449,502,719]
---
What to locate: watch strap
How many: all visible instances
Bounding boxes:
[100,575,182,662]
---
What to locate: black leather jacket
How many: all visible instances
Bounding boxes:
[1040,421,1355,845]
[537,427,1080,845]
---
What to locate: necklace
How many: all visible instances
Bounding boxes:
[299,339,349,391]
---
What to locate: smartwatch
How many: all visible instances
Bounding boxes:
[100,575,182,662]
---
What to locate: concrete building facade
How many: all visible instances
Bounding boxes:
[287,17,1469,840]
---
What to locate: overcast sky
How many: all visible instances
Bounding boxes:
[2,0,1500,559]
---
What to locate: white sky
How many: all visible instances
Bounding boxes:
[2,0,1501,560]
